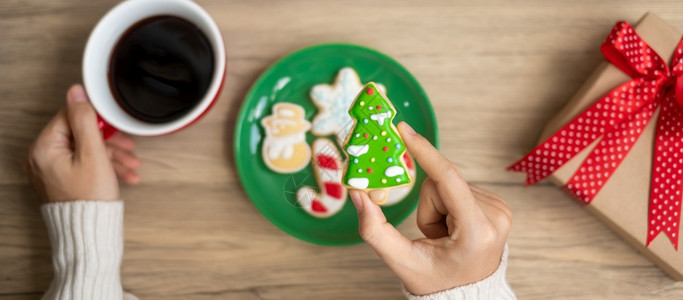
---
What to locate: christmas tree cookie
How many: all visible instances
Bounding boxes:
[384,152,417,206]
[342,82,411,203]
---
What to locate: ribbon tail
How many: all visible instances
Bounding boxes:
[565,100,659,204]
[673,37,683,108]
[508,79,654,185]
[647,93,683,249]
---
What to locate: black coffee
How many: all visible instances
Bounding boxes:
[108,16,214,123]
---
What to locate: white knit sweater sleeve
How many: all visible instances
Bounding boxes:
[41,200,136,300]
[40,200,513,300]
[403,244,515,300]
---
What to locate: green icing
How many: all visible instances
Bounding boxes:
[342,82,411,189]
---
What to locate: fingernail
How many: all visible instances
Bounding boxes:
[68,85,88,103]
[399,122,416,135]
[349,190,364,213]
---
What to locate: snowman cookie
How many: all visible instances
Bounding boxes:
[342,82,411,204]
[261,103,311,173]
[296,138,347,218]
[310,67,385,144]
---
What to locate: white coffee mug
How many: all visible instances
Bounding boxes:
[82,0,226,138]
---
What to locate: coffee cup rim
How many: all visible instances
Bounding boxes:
[83,0,226,136]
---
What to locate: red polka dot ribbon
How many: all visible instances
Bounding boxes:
[509,21,683,249]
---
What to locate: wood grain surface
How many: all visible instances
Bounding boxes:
[3,0,683,298]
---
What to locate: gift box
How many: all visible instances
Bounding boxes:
[509,12,683,280]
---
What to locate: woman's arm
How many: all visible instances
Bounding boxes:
[350,122,515,299]
[25,85,141,300]
[42,201,125,300]
[402,244,514,299]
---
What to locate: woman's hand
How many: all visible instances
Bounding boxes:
[349,122,512,295]
[25,84,140,203]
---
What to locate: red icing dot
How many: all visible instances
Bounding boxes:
[366,88,374,95]
[317,155,338,170]
[363,133,369,138]
[403,153,414,170]
[367,168,373,173]
[376,105,381,110]
[383,146,388,152]
[311,200,327,213]
[324,183,343,199]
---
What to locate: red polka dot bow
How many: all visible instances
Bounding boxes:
[509,21,683,249]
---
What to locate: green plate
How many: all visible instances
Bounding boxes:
[234,43,439,246]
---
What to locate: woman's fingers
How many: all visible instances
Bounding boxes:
[111,147,141,169]
[30,109,70,162]
[105,133,140,185]
[106,132,136,151]
[417,178,449,239]
[350,190,440,295]
[65,85,107,161]
[113,160,140,185]
[397,122,459,184]
[469,185,512,234]
[398,122,483,227]
[349,190,416,268]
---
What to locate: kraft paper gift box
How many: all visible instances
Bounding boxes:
[513,12,683,279]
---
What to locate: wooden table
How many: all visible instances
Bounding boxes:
[4,0,683,298]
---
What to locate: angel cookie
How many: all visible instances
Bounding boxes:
[310,67,385,143]
[342,82,411,204]
[297,138,347,218]
[261,103,311,173]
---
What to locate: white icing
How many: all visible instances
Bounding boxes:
[384,166,405,177]
[267,133,306,160]
[270,118,297,134]
[383,155,417,206]
[347,144,369,157]
[370,111,392,125]
[279,108,295,117]
[309,67,388,139]
[264,103,310,135]
[348,178,369,189]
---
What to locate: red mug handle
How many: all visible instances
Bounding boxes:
[96,115,118,140]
